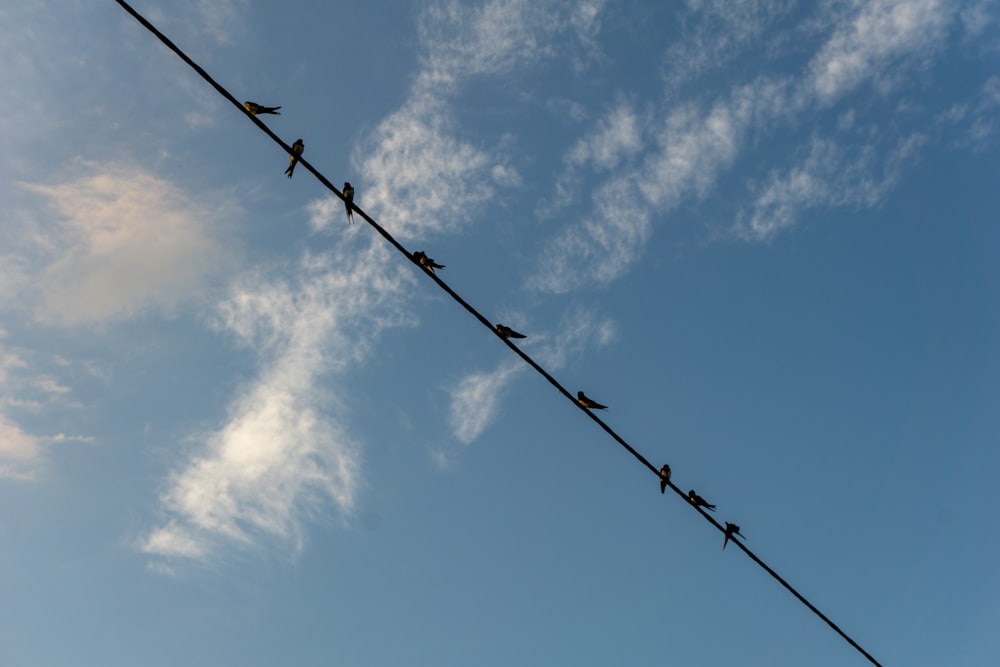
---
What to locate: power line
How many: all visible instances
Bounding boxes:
[113,2,883,664]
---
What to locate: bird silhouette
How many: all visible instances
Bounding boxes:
[659,464,671,494]
[244,101,281,115]
[495,324,526,339]
[285,138,304,178]
[577,391,607,410]
[343,182,355,223]
[723,522,744,550]
[687,489,716,511]
[412,251,444,274]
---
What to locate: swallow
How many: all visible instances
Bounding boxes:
[723,522,744,550]
[343,182,355,223]
[412,251,445,274]
[658,464,671,494]
[244,101,281,115]
[577,391,607,410]
[285,139,304,178]
[495,324,526,339]
[687,489,716,511]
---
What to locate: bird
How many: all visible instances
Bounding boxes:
[495,324,526,339]
[687,489,716,511]
[285,139,304,178]
[723,522,744,550]
[244,101,281,115]
[577,391,607,410]
[658,464,671,494]
[412,251,445,274]
[343,182,355,223]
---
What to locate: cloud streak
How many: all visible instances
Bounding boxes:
[736,133,927,240]
[807,0,950,104]
[342,0,607,241]
[447,307,616,444]
[449,360,524,445]
[531,0,958,292]
[0,332,85,479]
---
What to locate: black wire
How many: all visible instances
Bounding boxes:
[113,2,883,664]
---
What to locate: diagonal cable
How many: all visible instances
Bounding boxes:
[113,2,883,664]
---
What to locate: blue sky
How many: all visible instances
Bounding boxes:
[2,0,999,664]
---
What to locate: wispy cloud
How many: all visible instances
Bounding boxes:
[17,164,238,326]
[416,0,595,89]
[534,306,617,369]
[736,132,926,240]
[191,0,248,45]
[143,243,412,564]
[959,0,1000,51]
[447,307,616,444]
[806,0,950,104]
[449,360,524,444]
[0,413,41,480]
[543,100,645,217]
[566,101,644,171]
[354,93,500,240]
[531,79,785,292]
[530,0,960,293]
[664,0,794,89]
[0,331,84,479]
[940,75,1000,150]
[337,0,607,240]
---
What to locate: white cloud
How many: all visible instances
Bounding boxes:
[32,377,71,395]
[736,133,926,240]
[447,307,616,444]
[143,242,414,564]
[351,0,608,240]
[354,93,498,240]
[965,76,1000,149]
[533,176,652,293]
[543,101,645,217]
[191,0,247,45]
[449,360,524,444]
[534,307,617,369]
[416,0,583,90]
[0,332,86,479]
[638,80,786,207]
[530,0,962,294]
[142,522,208,560]
[807,0,950,104]
[664,0,794,88]
[566,101,644,171]
[18,164,238,326]
[491,164,523,188]
[937,76,1000,149]
[571,0,607,45]
[48,433,95,444]
[531,79,785,292]
[0,412,42,480]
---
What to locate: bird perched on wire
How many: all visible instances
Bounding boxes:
[285,138,304,178]
[412,251,444,274]
[687,489,716,511]
[244,101,281,115]
[343,182,355,223]
[577,391,607,410]
[659,464,671,494]
[723,522,744,550]
[495,324,526,340]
